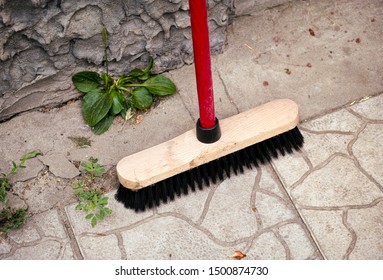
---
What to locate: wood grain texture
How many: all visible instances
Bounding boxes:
[117,99,300,190]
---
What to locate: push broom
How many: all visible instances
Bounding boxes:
[115,0,304,212]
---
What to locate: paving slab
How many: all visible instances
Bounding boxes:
[65,165,321,260]
[272,94,383,259]
[216,0,383,120]
[1,209,75,260]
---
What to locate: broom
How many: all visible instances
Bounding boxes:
[115,0,304,212]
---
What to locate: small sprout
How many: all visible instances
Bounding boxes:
[72,158,112,228]
[0,150,39,233]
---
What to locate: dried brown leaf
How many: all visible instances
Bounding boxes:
[135,115,143,124]
[228,250,247,260]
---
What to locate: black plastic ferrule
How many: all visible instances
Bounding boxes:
[196,118,221,144]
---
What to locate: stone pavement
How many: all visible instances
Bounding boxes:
[1,0,382,260]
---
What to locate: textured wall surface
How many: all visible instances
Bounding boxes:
[0,0,290,121]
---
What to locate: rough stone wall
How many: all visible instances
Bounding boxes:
[0,0,290,121]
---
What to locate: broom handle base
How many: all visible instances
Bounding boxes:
[196,118,221,143]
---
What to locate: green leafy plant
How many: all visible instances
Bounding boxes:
[72,157,112,227]
[72,26,177,135]
[0,150,42,234]
[0,208,29,234]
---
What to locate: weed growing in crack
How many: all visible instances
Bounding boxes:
[72,157,112,227]
[0,150,42,234]
[71,26,177,135]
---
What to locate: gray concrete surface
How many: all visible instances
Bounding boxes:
[1,0,382,260]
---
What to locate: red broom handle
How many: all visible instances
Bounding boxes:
[189,0,216,129]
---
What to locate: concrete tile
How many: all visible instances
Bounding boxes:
[351,94,383,120]
[271,151,309,187]
[0,238,12,255]
[200,170,259,242]
[347,201,383,259]
[8,222,40,244]
[352,124,383,184]
[247,232,287,260]
[300,209,352,259]
[291,156,382,207]
[40,153,80,179]
[16,173,75,214]
[67,94,195,167]
[34,209,67,239]
[120,216,246,260]
[301,109,363,132]
[157,184,211,222]
[301,132,354,167]
[170,63,239,122]
[8,158,44,183]
[5,240,63,260]
[0,103,87,168]
[255,191,296,228]
[278,223,317,260]
[258,166,287,198]
[218,0,383,120]
[1,209,75,260]
[61,242,75,260]
[78,234,122,260]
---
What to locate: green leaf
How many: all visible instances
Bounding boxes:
[75,204,83,211]
[82,89,113,127]
[91,115,113,135]
[140,75,176,96]
[122,58,153,82]
[110,90,127,116]
[100,73,113,90]
[104,208,112,215]
[102,26,108,47]
[99,197,109,205]
[97,210,105,220]
[94,164,105,177]
[20,150,43,161]
[130,87,153,110]
[85,213,94,220]
[72,72,101,93]
[143,57,154,74]
[126,68,145,78]
[91,216,97,227]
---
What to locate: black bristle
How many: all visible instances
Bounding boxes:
[180,173,189,195]
[202,164,211,186]
[235,151,244,174]
[116,127,304,212]
[154,184,161,206]
[186,169,196,192]
[230,153,239,175]
[194,167,203,190]
[216,158,224,181]
[160,182,170,203]
[147,188,154,209]
[222,157,231,177]
[174,176,182,197]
